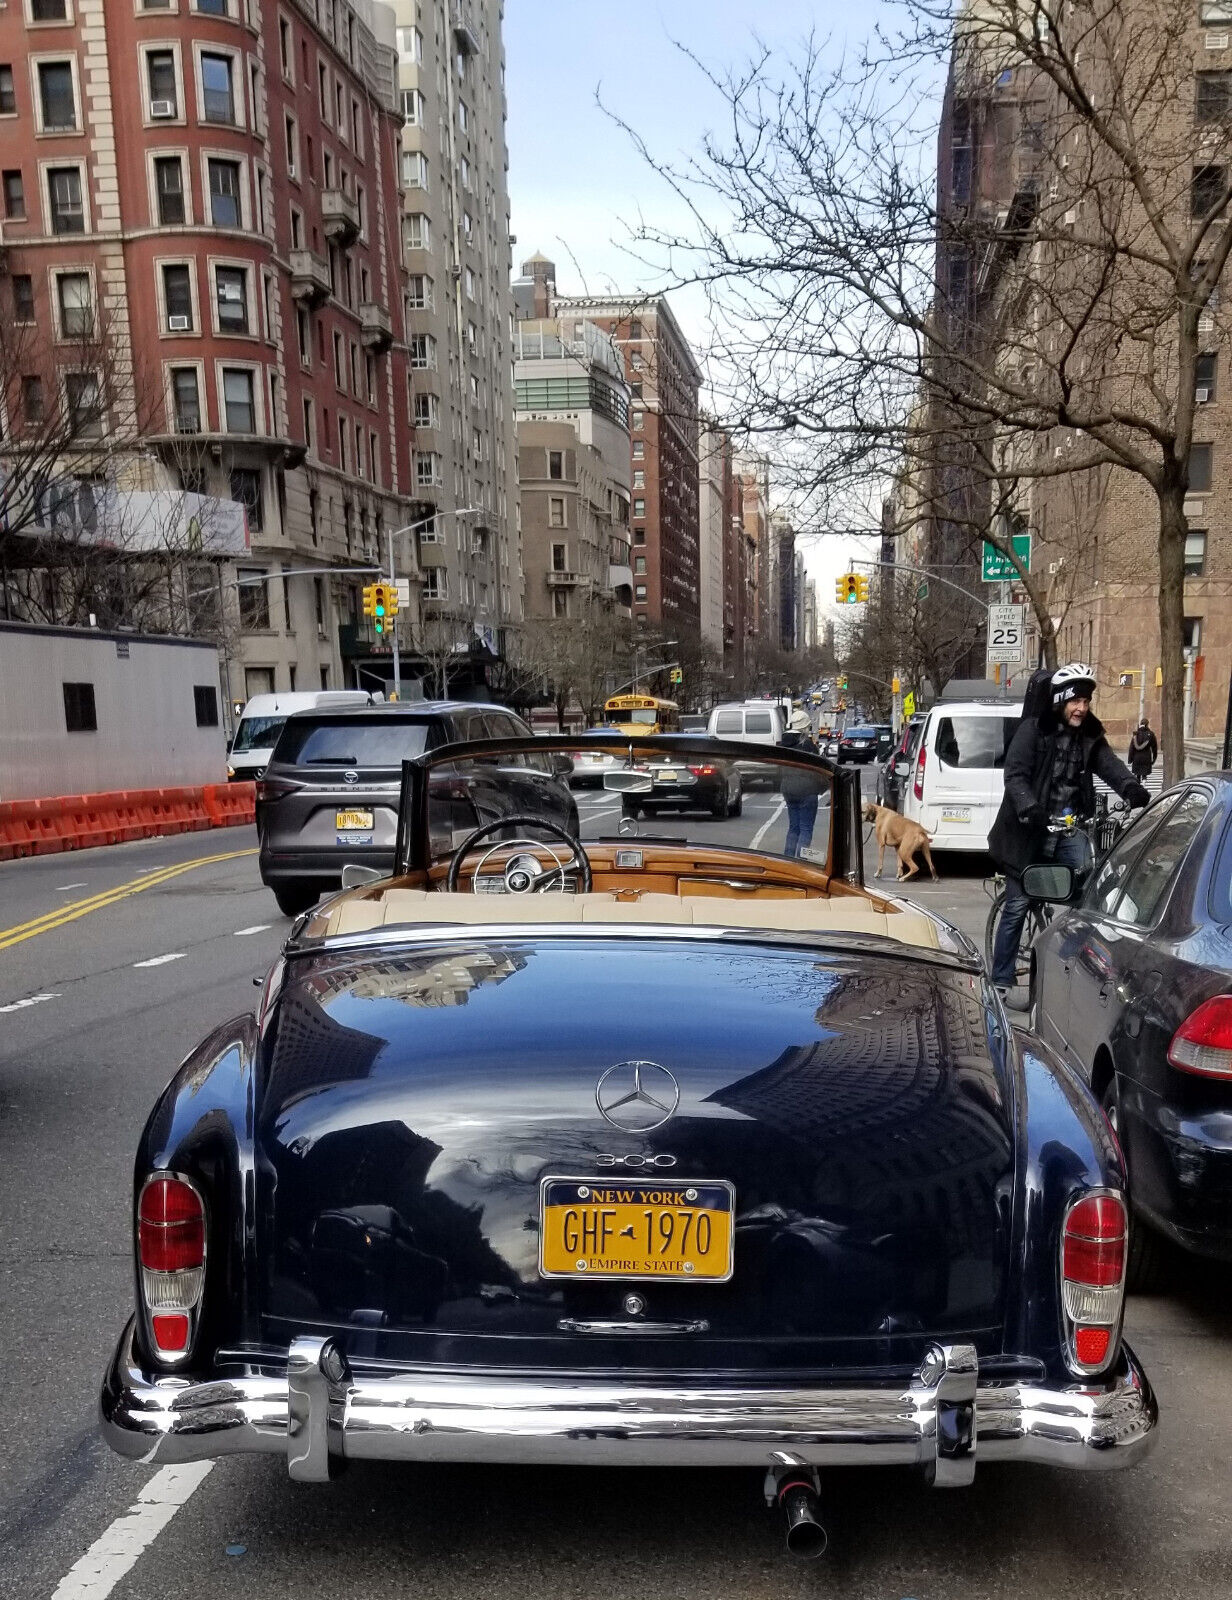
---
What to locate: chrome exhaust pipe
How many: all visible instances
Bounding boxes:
[765,1464,828,1559]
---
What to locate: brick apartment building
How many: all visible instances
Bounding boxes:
[0,0,415,703]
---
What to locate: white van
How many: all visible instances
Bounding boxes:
[227,690,375,780]
[898,700,1024,852]
[707,701,787,746]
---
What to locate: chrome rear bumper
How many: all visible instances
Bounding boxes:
[101,1319,1157,1481]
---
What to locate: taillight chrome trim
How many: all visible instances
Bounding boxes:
[1059,1186,1127,1378]
[137,1171,207,1368]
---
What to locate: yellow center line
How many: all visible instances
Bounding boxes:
[0,849,258,951]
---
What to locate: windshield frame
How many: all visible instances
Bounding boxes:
[394,732,862,882]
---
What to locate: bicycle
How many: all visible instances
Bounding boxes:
[983,801,1131,984]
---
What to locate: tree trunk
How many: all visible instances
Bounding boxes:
[1157,484,1188,788]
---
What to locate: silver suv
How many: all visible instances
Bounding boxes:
[256,702,576,916]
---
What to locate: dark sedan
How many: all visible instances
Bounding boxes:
[1028,774,1232,1285]
[836,726,894,765]
[618,735,743,819]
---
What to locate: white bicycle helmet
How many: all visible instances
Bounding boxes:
[1051,661,1097,709]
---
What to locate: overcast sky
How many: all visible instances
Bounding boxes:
[504,0,900,614]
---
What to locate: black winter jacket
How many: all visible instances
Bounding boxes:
[987,707,1137,874]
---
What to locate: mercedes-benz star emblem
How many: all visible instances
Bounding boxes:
[595,1060,680,1133]
[343,770,359,785]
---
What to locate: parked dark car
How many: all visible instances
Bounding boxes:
[256,702,576,916]
[877,717,926,808]
[1028,775,1232,1285]
[103,733,1155,1557]
[618,734,743,820]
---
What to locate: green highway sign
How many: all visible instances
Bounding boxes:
[982,533,1031,582]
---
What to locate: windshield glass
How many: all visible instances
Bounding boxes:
[275,718,431,767]
[629,708,657,725]
[231,715,287,753]
[418,737,836,871]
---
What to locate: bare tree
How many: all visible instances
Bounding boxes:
[614,0,1232,781]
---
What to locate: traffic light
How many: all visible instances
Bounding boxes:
[383,581,400,617]
[838,674,848,692]
[362,583,378,619]
[373,583,388,634]
[835,573,860,605]
[854,573,870,603]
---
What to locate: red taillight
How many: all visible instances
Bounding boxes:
[255,776,297,804]
[913,745,926,800]
[1062,1195,1126,1287]
[1061,1191,1127,1373]
[1168,995,1232,1078]
[151,1313,189,1352]
[688,765,717,777]
[139,1177,205,1273]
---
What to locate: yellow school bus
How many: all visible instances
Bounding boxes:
[601,694,681,735]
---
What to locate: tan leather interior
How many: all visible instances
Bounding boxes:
[319,888,940,950]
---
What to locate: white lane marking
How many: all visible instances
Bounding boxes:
[132,952,187,968]
[51,1462,213,1599]
[0,992,59,1014]
[233,923,272,937]
[750,798,786,850]
[579,806,622,827]
[55,882,89,892]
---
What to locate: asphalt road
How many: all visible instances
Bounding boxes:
[1,817,1229,1599]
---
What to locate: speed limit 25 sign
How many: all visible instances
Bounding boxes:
[986,604,1026,664]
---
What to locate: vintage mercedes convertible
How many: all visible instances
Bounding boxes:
[102,734,1157,1557]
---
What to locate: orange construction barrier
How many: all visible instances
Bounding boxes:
[0,780,254,859]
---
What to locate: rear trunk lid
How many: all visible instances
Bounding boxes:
[258,936,1014,1371]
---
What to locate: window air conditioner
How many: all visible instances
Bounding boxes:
[168,314,191,331]
[1197,387,1212,403]
[1063,208,1078,226]
[1206,30,1230,49]
[150,99,177,119]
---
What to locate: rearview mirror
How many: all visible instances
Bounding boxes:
[1022,863,1076,903]
[551,753,574,777]
[604,769,654,794]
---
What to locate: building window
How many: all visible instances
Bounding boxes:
[632,409,644,430]
[230,467,262,531]
[632,469,645,489]
[194,0,230,15]
[0,66,15,115]
[1185,529,1207,577]
[56,271,92,338]
[633,497,645,517]
[401,151,428,190]
[65,372,102,438]
[154,156,185,224]
[207,158,242,227]
[414,450,440,486]
[548,450,563,479]
[404,213,430,252]
[171,367,201,431]
[302,394,314,451]
[215,265,248,333]
[14,274,35,321]
[4,170,25,218]
[632,439,644,459]
[1190,441,1213,491]
[1196,352,1217,401]
[550,541,566,571]
[422,569,446,601]
[396,26,422,61]
[1201,0,1232,19]
[549,496,565,528]
[458,98,468,132]
[629,317,643,338]
[161,262,193,330]
[22,375,44,424]
[201,52,236,124]
[63,682,97,733]
[401,88,424,125]
[1192,164,1227,219]
[146,49,178,117]
[48,166,84,233]
[1184,616,1203,652]
[237,567,269,629]
[634,555,646,574]
[1197,72,1232,123]
[552,590,569,619]
[406,273,432,310]
[412,392,438,428]
[222,366,255,431]
[409,333,435,369]
[38,61,77,131]
[194,685,219,727]
[634,584,647,601]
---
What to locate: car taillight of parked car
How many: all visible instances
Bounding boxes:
[1060,1192,1127,1373]
[255,776,298,804]
[913,745,927,801]
[688,765,717,777]
[138,1175,206,1361]
[1168,995,1232,1078]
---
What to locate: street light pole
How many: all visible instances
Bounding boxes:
[387,520,401,701]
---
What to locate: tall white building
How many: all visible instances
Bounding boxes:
[698,422,727,649]
[394,0,520,681]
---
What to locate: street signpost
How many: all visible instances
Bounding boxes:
[986,603,1027,667]
[982,534,1031,582]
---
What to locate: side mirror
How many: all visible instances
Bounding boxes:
[604,769,654,794]
[551,753,574,777]
[341,863,385,889]
[1022,862,1076,903]
[893,758,910,778]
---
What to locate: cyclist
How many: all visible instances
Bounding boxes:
[988,663,1150,1004]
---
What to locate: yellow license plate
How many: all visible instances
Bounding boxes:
[335,809,374,830]
[539,1177,734,1281]
[657,769,678,781]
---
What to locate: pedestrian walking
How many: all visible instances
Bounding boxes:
[780,706,821,858]
[988,663,1150,1005]
[1127,717,1158,781]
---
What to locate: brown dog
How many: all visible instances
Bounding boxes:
[862,801,938,882]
